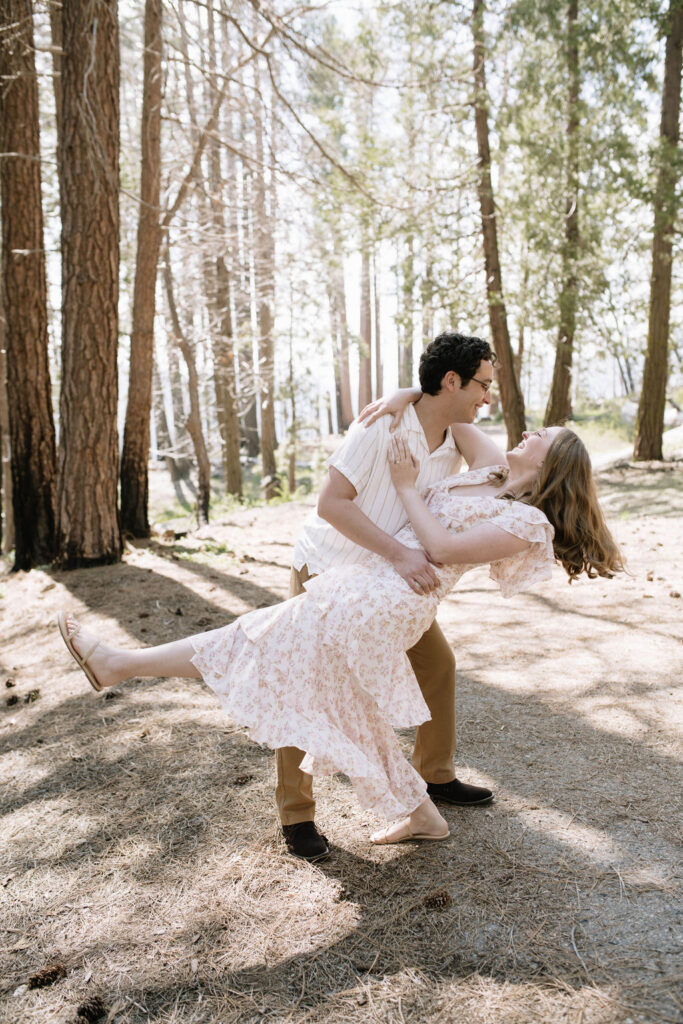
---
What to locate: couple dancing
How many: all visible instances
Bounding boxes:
[58,332,622,859]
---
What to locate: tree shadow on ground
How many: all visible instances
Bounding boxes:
[2,648,679,1023]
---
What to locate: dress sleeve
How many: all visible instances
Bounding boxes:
[326,419,386,493]
[488,502,555,598]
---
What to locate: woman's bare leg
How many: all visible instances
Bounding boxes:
[63,614,202,688]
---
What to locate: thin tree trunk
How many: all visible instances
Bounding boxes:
[359,232,372,408]
[120,0,162,537]
[544,0,580,426]
[327,280,343,431]
[373,246,382,398]
[206,6,241,497]
[421,255,435,350]
[162,246,211,525]
[235,163,260,456]
[634,0,683,460]
[332,232,353,427]
[253,59,278,498]
[287,293,297,492]
[399,233,415,387]
[472,0,526,447]
[0,0,57,569]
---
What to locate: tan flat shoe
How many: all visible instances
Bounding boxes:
[57,612,103,692]
[371,820,450,845]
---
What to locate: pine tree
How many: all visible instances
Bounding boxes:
[120,0,163,537]
[634,0,683,460]
[56,0,122,567]
[0,0,57,568]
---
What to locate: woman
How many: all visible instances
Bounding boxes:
[58,424,622,845]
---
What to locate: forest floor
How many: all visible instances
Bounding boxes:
[1,448,682,1024]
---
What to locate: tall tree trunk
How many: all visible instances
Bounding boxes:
[398,233,415,387]
[0,0,58,569]
[331,232,353,427]
[162,246,211,525]
[205,6,241,497]
[421,255,435,350]
[253,61,278,498]
[120,0,162,537]
[634,0,683,460]
[359,231,372,408]
[56,0,121,567]
[235,164,260,456]
[544,0,580,427]
[472,0,526,448]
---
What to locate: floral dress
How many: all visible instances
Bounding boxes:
[190,467,555,819]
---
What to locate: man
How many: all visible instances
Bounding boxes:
[279,331,496,861]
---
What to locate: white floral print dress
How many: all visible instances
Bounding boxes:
[190,467,555,819]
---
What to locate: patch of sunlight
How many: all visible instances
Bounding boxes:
[515,806,621,863]
[574,703,649,738]
[485,651,604,692]
[620,863,677,890]
[0,804,98,860]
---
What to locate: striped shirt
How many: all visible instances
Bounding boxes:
[292,404,462,574]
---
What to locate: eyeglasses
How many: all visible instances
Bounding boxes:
[471,376,494,393]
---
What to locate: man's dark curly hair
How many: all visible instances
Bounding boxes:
[418,332,496,395]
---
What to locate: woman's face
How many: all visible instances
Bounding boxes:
[508,426,564,468]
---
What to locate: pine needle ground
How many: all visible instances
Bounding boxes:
[1,461,681,1024]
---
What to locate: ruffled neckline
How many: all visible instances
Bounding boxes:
[435,464,509,492]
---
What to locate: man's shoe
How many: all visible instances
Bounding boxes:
[282,821,330,862]
[426,778,494,806]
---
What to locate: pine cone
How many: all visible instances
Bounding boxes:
[27,963,67,988]
[74,995,107,1022]
[423,889,452,910]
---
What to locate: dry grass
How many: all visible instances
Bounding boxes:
[1,463,681,1024]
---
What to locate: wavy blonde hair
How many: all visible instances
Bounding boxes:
[495,429,624,582]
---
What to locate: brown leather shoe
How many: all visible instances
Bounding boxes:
[426,778,494,806]
[282,821,330,862]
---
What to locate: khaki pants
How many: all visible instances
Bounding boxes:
[275,564,456,825]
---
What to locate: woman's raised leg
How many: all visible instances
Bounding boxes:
[58,613,202,689]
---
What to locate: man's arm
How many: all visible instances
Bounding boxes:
[317,467,440,595]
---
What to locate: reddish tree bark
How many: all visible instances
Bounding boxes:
[56,0,122,567]
[634,0,683,460]
[121,0,163,537]
[0,0,57,568]
[472,0,526,447]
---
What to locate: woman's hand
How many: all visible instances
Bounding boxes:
[388,436,420,492]
[358,388,421,431]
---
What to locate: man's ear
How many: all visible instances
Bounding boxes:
[442,370,461,393]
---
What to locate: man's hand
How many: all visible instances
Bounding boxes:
[391,544,440,595]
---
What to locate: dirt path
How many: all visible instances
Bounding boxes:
[1,460,681,1024]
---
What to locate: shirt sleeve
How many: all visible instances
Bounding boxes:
[326,419,386,494]
[488,502,555,598]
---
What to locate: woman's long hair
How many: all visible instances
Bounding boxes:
[496,429,624,581]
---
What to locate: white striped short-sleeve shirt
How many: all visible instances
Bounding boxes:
[292,404,462,574]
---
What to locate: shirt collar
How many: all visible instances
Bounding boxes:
[402,403,458,454]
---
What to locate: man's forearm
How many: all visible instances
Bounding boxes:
[317,493,407,561]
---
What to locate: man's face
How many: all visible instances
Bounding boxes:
[448,359,494,422]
